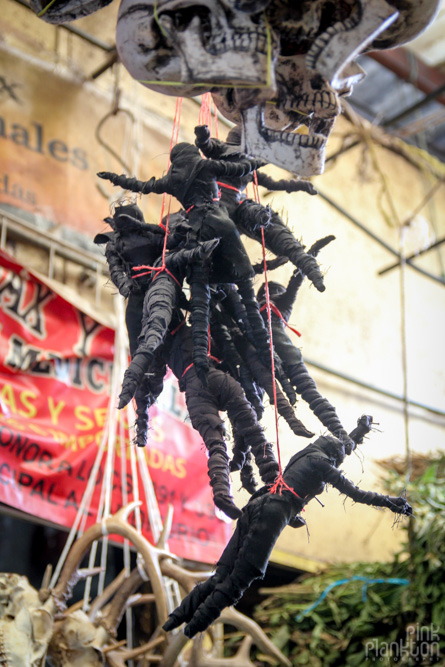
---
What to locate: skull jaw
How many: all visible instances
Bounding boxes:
[306,0,399,89]
[242,107,326,177]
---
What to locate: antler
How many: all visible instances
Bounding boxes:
[88,569,129,622]
[105,636,165,667]
[47,504,169,626]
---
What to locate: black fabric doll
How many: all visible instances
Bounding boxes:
[194,124,325,292]
[118,238,219,410]
[94,204,189,446]
[257,235,352,447]
[162,415,413,638]
[97,143,273,364]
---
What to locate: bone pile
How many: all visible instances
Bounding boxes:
[0,505,291,666]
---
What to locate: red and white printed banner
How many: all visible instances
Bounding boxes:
[0,250,231,563]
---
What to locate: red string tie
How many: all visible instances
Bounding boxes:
[153,267,182,288]
[216,181,240,194]
[186,197,220,214]
[259,303,301,337]
[170,319,186,336]
[181,355,221,378]
[182,362,194,377]
[269,474,303,499]
[131,264,182,288]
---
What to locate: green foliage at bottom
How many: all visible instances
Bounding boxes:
[253,458,445,666]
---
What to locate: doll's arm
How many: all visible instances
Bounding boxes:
[322,462,412,515]
[97,171,171,195]
[105,239,134,298]
[256,171,317,195]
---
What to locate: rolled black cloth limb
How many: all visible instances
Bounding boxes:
[189,260,212,386]
[118,350,153,409]
[163,567,228,632]
[239,449,257,494]
[133,358,167,447]
[288,359,353,449]
[236,276,272,363]
[252,256,288,274]
[183,369,242,520]
[207,439,242,520]
[229,432,254,486]
[97,171,156,195]
[235,202,325,292]
[274,359,297,406]
[133,383,150,448]
[223,386,279,486]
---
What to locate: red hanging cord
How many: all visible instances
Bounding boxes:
[260,225,301,498]
[156,96,183,271]
[212,97,219,139]
[259,303,301,337]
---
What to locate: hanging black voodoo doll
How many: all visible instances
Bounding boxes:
[163,415,413,638]
[194,124,325,292]
[118,237,220,410]
[257,235,353,447]
[97,142,274,365]
[94,204,192,446]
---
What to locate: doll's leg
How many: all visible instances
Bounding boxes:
[236,201,325,292]
[119,276,177,408]
[182,498,287,637]
[133,381,150,448]
[163,518,246,634]
[216,373,279,485]
[185,372,242,520]
[238,445,257,494]
[125,291,145,357]
[288,360,351,444]
[132,357,166,447]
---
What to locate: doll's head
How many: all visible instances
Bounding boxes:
[114,204,144,225]
[170,142,200,163]
[256,281,286,305]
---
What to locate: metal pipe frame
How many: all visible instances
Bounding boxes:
[317,189,445,287]
[0,208,106,273]
[379,236,445,276]
[305,357,445,419]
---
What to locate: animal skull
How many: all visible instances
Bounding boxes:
[0,504,171,666]
[116,0,278,96]
[47,612,108,667]
[0,574,53,667]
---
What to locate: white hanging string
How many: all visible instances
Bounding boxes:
[83,292,124,608]
[49,391,113,589]
[97,294,122,595]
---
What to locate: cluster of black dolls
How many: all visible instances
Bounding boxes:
[96,125,412,636]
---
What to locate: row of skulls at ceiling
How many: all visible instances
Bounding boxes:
[32,0,440,175]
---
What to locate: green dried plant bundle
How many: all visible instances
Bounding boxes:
[253,456,445,667]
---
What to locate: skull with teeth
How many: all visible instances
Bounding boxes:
[212,0,440,175]
[116,0,279,96]
[213,53,340,176]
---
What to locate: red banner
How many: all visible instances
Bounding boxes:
[0,250,232,563]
